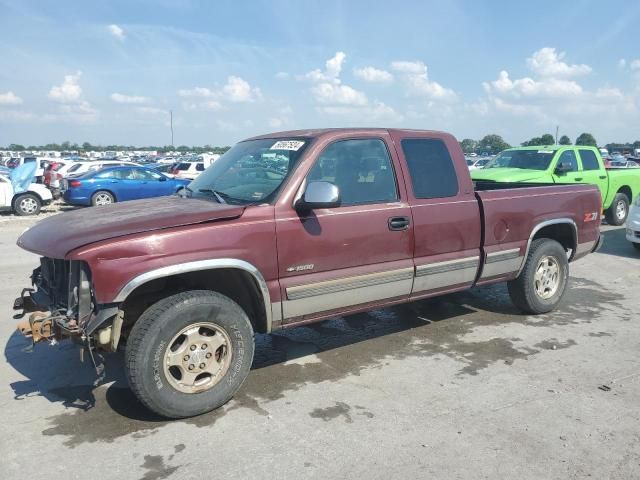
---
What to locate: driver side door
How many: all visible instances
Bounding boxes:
[274,136,414,324]
[552,150,582,184]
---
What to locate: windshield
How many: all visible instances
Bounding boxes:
[188,137,310,204]
[485,149,555,170]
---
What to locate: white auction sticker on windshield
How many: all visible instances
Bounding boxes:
[270,140,305,151]
[538,150,554,153]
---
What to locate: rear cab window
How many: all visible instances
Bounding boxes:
[579,149,601,170]
[400,138,459,199]
[176,163,191,171]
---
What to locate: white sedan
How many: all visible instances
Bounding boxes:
[626,196,640,251]
[0,173,53,215]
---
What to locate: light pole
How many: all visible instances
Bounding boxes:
[170,110,174,148]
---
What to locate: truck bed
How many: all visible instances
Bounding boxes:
[473,180,557,191]
[473,182,601,284]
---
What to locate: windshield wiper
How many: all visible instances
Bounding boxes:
[198,188,228,204]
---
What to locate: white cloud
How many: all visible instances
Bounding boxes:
[618,59,627,69]
[631,59,640,71]
[305,51,347,84]
[0,110,34,122]
[178,87,214,97]
[391,60,457,101]
[275,71,290,79]
[223,76,261,102]
[483,70,583,98]
[108,24,125,40]
[318,101,403,123]
[48,73,83,103]
[268,117,283,128]
[46,73,98,122]
[526,47,591,77]
[136,106,167,115]
[353,66,393,83]
[303,52,369,107]
[0,91,23,105]
[390,61,426,74]
[183,99,223,111]
[311,82,367,106]
[178,76,260,104]
[480,47,638,135]
[111,93,148,104]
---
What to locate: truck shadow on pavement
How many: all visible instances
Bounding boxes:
[3,264,632,446]
[597,227,639,259]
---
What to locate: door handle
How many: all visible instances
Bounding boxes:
[574,177,583,181]
[599,175,607,179]
[388,216,410,231]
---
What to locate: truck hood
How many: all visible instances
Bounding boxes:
[17,196,245,258]
[471,168,549,183]
[9,162,37,194]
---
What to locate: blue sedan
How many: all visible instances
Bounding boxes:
[63,166,191,206]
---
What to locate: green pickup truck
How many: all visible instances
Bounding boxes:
[471,145,640,225]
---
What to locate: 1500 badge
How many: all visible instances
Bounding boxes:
[286,264,315,272]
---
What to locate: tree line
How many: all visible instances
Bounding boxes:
[4,134,640,156]
[1,142,231,154]
[459,133,640,154]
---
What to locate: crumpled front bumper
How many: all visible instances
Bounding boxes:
[13,287,81,343]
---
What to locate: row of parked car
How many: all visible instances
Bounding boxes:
[0,155,213,215]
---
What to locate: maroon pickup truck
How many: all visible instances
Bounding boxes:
[14,128,601,418]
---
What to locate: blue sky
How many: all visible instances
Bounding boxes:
[1,0,639,146]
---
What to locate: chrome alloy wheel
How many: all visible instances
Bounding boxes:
[19,197,38,214]
[163,322,232,394]
[94,193,113,205]
[534,255,560,300]
[616,200,627,221]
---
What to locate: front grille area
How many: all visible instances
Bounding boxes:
[33,258,71,309]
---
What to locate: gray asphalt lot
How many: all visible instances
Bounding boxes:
[1,219,639,479]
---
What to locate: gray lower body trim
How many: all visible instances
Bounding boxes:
[283,267,414,319]
[413,256,479,292]
[480,248,523,279]
[271,301,283,324]
[575,239,597,256]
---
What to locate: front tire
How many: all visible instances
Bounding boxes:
[125,290,255,419]
[13,193,41,216]
[508,239,569,314]
[605,193,629,226]
[91,190,115,206]
[632,242,640,251]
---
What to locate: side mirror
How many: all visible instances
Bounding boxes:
[296,181,341,211]
[158,175,167,181]
[555,161,572,174]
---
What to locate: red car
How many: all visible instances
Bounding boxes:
[15,128,601,418]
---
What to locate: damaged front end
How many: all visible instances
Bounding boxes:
[14,258,122,362]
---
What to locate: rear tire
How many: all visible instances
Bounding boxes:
[508,238,569,315]
[605,193,629,226]
[633,242,640,251]
[125,290,255,419]
[13,193,41,216]
[91,190,115,206]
